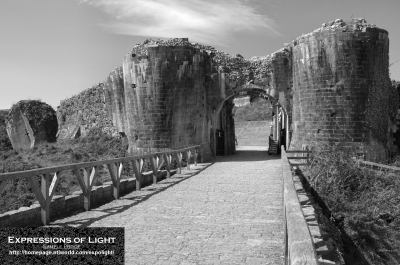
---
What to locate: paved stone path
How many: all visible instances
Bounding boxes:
[51,147,284,264]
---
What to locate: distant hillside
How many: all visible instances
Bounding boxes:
[235,121,270,146]
[233,98,272,121]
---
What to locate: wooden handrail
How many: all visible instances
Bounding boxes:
[282,146,319,265]
[285,150,312,154]
[0,145,202,225]
[357,160,400,172]
[0,146,201,181]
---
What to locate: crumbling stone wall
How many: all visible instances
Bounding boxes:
[5,100,57,149]
[392,81,400,153]
[57,84,118,140]
[58,19,398,161]
[104,39,212,155]
[103,66,126,134]
[208,48,292,155]
[289,18,396,161]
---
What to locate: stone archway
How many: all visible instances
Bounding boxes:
[211,87,289,157]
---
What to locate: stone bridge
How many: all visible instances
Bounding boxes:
[2,18,400,264]
[54,18,399,162]
[0,145,322,264]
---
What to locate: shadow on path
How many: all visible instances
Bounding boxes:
[216,150,281,162]
[50,163,213,228]
[50,146,279,228]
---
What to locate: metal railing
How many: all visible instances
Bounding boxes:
[0,145,202,225]
[282,146,319,265]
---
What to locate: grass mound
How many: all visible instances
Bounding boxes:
[0,127,187,214]
[303,147,400,265]
[0,127,129,214]
[6,100,58,143]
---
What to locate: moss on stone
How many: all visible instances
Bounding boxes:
[6,100,58,143]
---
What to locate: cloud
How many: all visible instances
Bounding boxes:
[79,0,279,46]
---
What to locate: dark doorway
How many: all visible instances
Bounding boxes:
[216,129,225,156]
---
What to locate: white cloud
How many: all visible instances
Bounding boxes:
[80,0,279,46]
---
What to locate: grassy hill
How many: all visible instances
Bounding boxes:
[233,97,272,121]
[0,127,129,214]
[233,98,272,146]
[235,121,271,146]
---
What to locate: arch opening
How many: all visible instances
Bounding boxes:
[211,88,289,157]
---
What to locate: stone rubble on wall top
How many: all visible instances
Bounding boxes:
[293,18,381,43]
[131,38,216,57]
[128,38,284,85]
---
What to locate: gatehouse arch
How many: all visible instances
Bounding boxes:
[211,86,290,157]
[56,19,399,163]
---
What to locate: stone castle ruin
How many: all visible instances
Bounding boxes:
[5,100,58,149]
[44,18,400,161]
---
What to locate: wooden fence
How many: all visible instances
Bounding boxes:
[282,147,319,265]
[0,145,202,226]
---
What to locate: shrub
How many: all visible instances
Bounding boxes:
[303,146,400,264]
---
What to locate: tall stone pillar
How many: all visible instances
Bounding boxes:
[290,19,393,161]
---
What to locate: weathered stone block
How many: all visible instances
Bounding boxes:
[5,100,58,149]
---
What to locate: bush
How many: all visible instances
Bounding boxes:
[303,146,400,264]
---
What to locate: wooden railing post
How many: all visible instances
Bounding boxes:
[201,146,204,163]
[164,154,172,178]
[74,167,98,211]
[41,174,50,225]
[106,163,122,200]
[186,150,191,170]
[131,159,142,190]
[150,156,159,184]
[27,172,61,225]
[193,148,198,166]
[83,168,91,211]
[84,167,93,211]
[176,152,182,174]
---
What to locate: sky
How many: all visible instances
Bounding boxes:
[1,0,400,110]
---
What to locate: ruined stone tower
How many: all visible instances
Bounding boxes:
[55,19,399,162]
[290,18,398,160]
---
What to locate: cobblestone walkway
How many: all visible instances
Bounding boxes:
[51,147,284,264]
